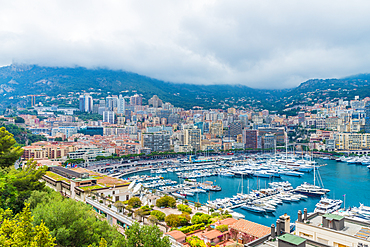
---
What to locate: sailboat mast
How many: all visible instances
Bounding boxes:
[242,173,244,195]
[313,152,316,187]
[285,135,288,166]
[248,179,250,194]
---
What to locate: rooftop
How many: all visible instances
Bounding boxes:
[165,230,186,240]
[306,215,370,239]
[230,219,270,238]
[278,234,306,245]
[201,229,223,240]
[322,213,344,221]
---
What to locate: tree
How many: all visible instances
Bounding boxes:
[128,197,142,208]
[123,222,170,247]
[150,210,166,221]
[0,204,56,247]
[0,159,47,214]
[30,190,125,247]
[134,208,145,222]
[216,224,228,232]
[165,214,181,227]
[114,201,125,213]
[194,202,201,210]
[14,117,25,123]
[165,213,189,227]
[191,213,211,225]
[177,204,192,214]
[156,195,176,208]
[148,215,159,225]
[0,127,24,169]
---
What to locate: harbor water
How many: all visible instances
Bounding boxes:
[123,158,370,227]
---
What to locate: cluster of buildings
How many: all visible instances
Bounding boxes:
[10,93,370,163]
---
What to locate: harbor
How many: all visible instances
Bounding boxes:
[118,154,370,227]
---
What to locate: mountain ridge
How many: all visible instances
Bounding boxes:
[0,64,368,111]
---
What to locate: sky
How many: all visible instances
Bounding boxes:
[1,0,370,89]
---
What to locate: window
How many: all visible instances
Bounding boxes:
[300,232,312,239]
[317,237,329,245]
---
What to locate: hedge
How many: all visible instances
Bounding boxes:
[179,223,205,234]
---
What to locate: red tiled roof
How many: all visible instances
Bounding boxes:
[230,219,270,238]
[201,230,223,240]
[219,218,238,226]
[166,230,186,240]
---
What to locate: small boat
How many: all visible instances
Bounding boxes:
[230,211,245,219]
[172,192,186,198]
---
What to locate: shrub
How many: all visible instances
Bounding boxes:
[165,213,190,227]
[141,205,150,211]
[92,196,96,200]
[187,236,206,247]
[108,204,112,208]
[179,223,205,234]
[156,195,176,208]
[128,197,142,208]
[177,204,192,214]
[99,200,103,204]
[165,214,181,227]
[216,224,228,232]
[191,213,211,224]
[151,210,166,221]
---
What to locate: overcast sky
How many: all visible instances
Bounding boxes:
[1,0,370,89]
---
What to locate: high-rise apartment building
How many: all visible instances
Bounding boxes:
[365,102,370,133]
[148,95,163,108]
[184,125,201,151]
[141,132,170,152]
[117,94,126,114]
[79,94,93,112]
[130,94,142,106]
[103,111,115,124]
[242,129,258,149]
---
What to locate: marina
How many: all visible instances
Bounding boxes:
[119,154,370,227]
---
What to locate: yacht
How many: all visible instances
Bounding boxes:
[241,204,266,213]
[295,162,330,196]
[351,203,370,220]
[219,171,235,177]
[294,182,330,196]
[314,197,343,214]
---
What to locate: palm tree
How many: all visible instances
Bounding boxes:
[114,201,125,213]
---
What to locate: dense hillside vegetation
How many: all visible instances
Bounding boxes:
[0,64,369,110]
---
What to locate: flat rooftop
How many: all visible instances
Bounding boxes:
[308,215,370,240]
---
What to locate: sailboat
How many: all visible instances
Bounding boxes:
[294,155,330,196]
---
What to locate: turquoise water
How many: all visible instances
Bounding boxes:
[123,159,370,226]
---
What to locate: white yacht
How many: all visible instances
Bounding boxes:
[295,162,330,196]
[314,197,343,214]
[294,182,330,196]
[351,203,370,220]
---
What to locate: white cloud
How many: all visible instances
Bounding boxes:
[1,0,370,88]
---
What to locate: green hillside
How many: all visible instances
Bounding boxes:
[0,64,368,111]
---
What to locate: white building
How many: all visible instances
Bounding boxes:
[51,126,78,138]
[103,111,115,124]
